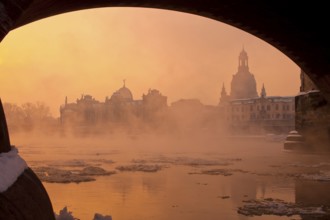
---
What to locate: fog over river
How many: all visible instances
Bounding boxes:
[12,133,330,220]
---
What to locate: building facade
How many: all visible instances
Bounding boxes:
[60,82,167,131]
[219,49,295,134]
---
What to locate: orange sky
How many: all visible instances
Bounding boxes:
[0,8,299,117]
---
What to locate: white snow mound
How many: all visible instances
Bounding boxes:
[0,147,28,192]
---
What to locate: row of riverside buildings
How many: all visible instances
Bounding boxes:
[59,48,295,134]
[219,48,295,134]
[60,82,167,128]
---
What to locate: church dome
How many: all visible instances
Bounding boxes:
[116,86,133,100]
[230,48,258,99]
[110,81,133,102]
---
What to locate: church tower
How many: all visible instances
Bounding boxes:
[219,83,229,104]
[230,48,258,99]
[260,83,266,98]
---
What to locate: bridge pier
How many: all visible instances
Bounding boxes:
[295,71,330,150]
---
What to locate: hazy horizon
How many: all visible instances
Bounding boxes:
[0,7,300,117]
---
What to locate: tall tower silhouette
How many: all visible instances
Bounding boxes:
[230,48,258,99]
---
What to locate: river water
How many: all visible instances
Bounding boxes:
[11,133,330,220]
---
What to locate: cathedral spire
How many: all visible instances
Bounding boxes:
[230,47,258,99]
[220,83,229,103]
[260,83,266,98]
[221,83,227,96]
[123,79,126,88]
[238,47,249,71]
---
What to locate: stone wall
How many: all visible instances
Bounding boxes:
[300,70,318,92]
[295,90,330,150]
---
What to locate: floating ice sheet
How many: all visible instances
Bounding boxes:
[238,198,329,217]
[55,207,112,220]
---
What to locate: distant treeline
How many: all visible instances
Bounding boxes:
[3,102,58,134]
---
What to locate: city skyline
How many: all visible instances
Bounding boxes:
[0,8,300,116]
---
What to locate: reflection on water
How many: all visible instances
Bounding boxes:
[12,134,330,220]
[296,180,330,207]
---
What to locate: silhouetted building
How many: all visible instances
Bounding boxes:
[219,83,230,103]
[219,49,295,134]
[170,99,220,134]
[60,94,103,126]
[222,88,295,134]
[230,48,258,99]
[142,89,167,123]
[60,81,167,130]
[103,81,143,124]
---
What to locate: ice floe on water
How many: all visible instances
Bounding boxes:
[48,160,90,167]
[116,164,163,172]
[80,166,116,176]
[55,207,112,220]
[132,156,242,167]
[55,207,77,220]
[189,168,248,176]
[33,166,116,183]
[288,162,330,168]
[300,171,330,182]
[238,198,329,217]
[93,213,112,220]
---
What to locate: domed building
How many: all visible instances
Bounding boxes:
[60,80,168,129]
[219,48,295,134]
[108,80,133,103]
[230,48,258,99]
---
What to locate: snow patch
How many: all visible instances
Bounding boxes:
[0,147,28,192]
